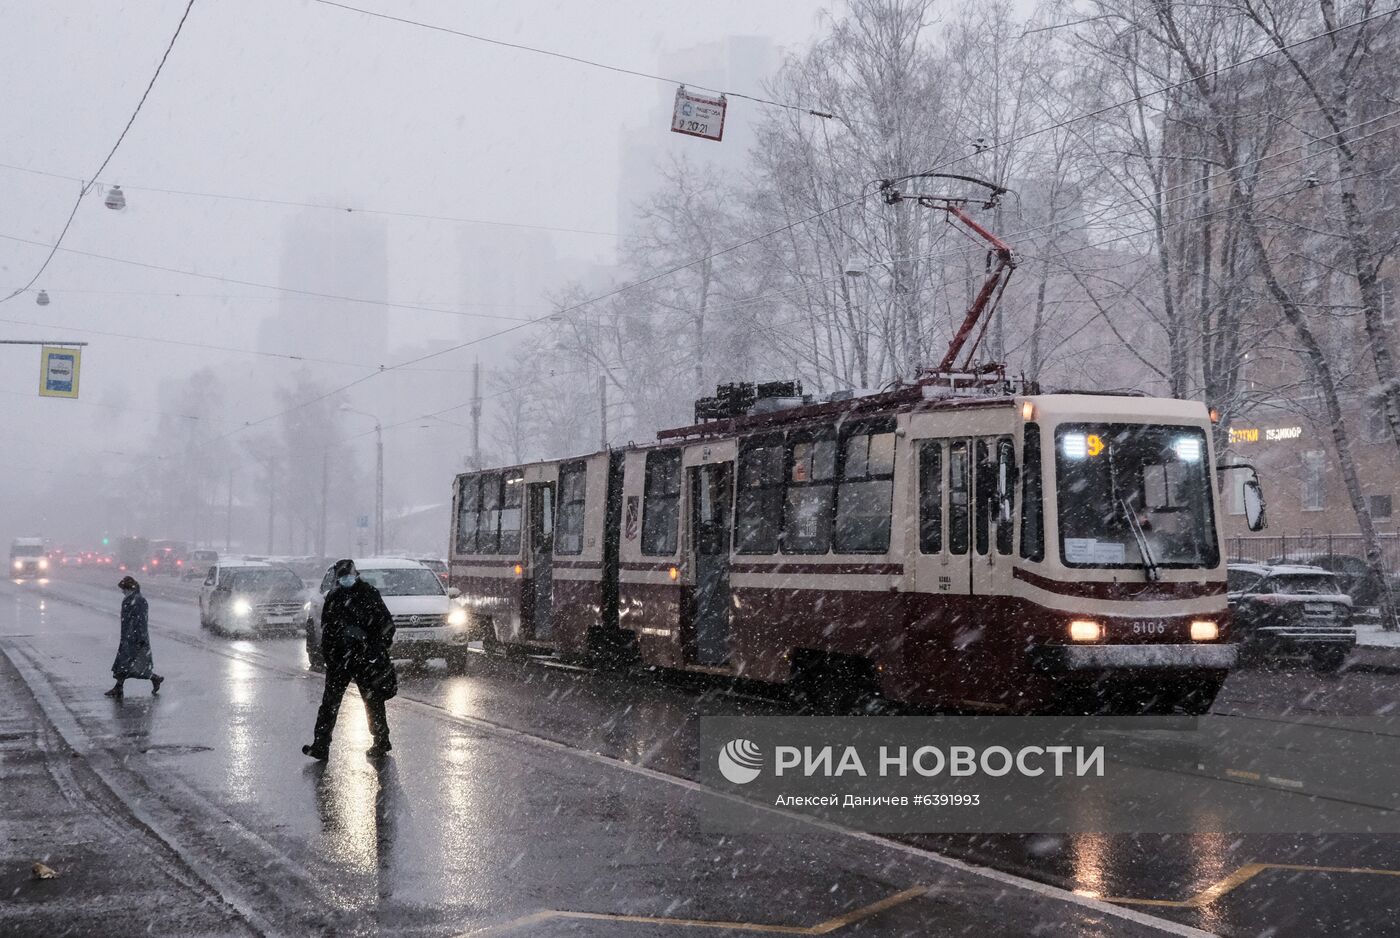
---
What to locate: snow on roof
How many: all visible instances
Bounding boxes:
[1228,561,1333,577]
[348,557,431,569]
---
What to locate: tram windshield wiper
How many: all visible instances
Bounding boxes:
[1107,443,1160,582]
[1119,496,1161,582]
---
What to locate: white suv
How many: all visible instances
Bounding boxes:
[304,558,471,672]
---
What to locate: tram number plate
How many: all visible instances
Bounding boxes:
[1128,620,1167,636]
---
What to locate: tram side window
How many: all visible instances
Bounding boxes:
[782,433,836,553]
[948,442,970,555]
[641,450,682,555]
[499,474,524,554]
[1020,424,1044,562]
[736,436,783,554]
[455,475,481,554]
[556,462,588,555]
[918,442,942,553]
[834,430,895,553]
[479,472,502,553]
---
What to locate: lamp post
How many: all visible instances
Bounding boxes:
[340,405,384,554]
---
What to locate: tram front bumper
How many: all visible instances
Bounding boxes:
[1032,643,1237,671]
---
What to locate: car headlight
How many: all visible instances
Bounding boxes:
[232,598,253,617]
[303,601,312,611]
[446,607,468,628]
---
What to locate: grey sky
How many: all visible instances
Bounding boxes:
[0,0,831,517]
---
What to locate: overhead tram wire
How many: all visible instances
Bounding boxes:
[0,234,537,324]
[0,0,199,305]
[6,100,1391,347]
[3,94,1391,342]
[0,160,619,239]
[307,0,836,120]
[114,10,1400,466]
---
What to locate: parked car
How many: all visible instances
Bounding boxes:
[183,549,220,580]
[199,562,307,636]
[1227,563,1355,671]
[1265,551,1386,609]
[304,557,471,672]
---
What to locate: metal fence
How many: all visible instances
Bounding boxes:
[1227,532,1400,573]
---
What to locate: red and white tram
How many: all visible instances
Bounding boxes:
[450,378,1244,714]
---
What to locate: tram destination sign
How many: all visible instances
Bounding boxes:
[701,716,1400,834]
[671,86,726,142]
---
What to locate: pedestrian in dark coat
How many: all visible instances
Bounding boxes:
[106,576,163,698]
[303,559,396,760]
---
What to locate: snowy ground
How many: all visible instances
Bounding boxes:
[4,570,1399,936]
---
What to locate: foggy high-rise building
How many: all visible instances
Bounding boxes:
[257,208,390,367]
[458,227,560,341]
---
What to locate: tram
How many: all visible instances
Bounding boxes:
[449,374,1259,713]
[448,174,1262,714]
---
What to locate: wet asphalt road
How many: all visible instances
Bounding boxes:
[3,571,1398,937]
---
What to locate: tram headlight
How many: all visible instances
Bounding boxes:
[1068,620,1104,643]
[13,559,22,571]
[1189,620,1219,641]
[38,558,49,570]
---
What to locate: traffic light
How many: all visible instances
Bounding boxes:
[101,537,110,545]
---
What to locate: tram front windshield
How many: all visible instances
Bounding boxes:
[1055,424,1218,570]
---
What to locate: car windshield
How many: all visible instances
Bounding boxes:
[358,567,445,596]
[1260,574,1341,595]
[225,569,303,592]
[1056,423,1219,569]
[11,545,43,557]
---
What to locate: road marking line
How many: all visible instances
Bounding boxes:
[1106,862,1400,908]
[462,886,930,935]
[17,581,1214,938]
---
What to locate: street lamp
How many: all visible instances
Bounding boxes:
[104,185,126,211]
[340,404,384,554]
[35,290,50,306]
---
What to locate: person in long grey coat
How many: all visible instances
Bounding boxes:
[106,576,164,698]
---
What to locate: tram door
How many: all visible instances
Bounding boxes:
[969,435,1017,597]
[527,482,555,640]
[689,462,733,665]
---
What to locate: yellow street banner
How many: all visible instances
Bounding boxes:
[39,346,81,398]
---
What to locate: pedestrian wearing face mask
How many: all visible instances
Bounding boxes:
[303,559,397,760]
[106,576,164,698]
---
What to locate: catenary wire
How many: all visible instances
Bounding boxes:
[307,0,836,119]
[0,0,199,304]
